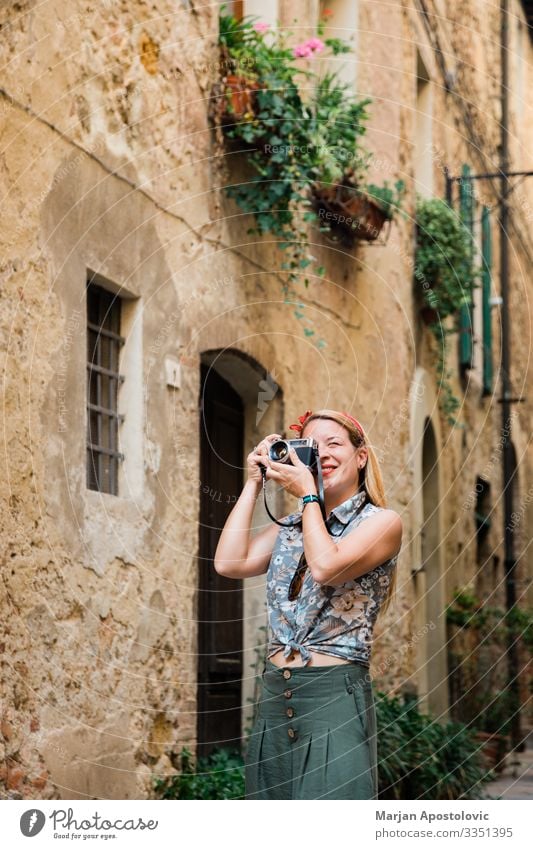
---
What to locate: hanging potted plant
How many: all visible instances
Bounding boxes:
[220,73,261,124]
[415,196,478,321]
[301,72,405,245]
[212,14,297,130]
[312,175,406,245]
[414,196,479,425]
[211,23,261,126]
[212,11,406,289]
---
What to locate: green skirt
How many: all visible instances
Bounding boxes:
[245,659,378,800]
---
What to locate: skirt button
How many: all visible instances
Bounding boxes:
[284,689,292,699]
[283,669,292,680]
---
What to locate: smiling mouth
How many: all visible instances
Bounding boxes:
[322,465,337,476]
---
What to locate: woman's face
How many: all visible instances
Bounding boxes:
[301,419,367,496]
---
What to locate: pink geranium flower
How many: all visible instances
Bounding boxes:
[293,37,326,58]
[306,37,325,53]
[254,22,270,34]
[293,43,312,58]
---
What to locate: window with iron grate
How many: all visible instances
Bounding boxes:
[86,279,125,495]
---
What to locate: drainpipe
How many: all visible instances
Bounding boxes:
[500,0,522,752]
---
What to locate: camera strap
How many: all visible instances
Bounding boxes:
[260,461,326,527]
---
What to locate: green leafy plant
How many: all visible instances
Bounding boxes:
[446,588,532,738]
[376,690,493,799]
[214,10,404,295]
[414,196,480,426]
[446,587,533,647]
[434,327,463,426]
[153,690,491,800]
[446,588,487,628]
[468,690,515,736]
[415,197,478,317]
[365,179,407,219]
[153,747,244,800]
[506,606,533,653]
[154,619,267,801]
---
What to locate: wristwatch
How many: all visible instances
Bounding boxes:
[298,494,321,512]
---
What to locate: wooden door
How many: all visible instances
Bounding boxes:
[197,364,244,756]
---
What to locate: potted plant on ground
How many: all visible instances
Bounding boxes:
[469,690,513,774]
[446,588,532,772]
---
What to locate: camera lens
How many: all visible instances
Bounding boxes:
[269,440,289,463]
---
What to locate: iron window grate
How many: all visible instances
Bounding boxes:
[86,281,125,495]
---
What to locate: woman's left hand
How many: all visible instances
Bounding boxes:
[264,447,317,498]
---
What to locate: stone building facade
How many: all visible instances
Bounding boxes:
[0,0,532,799]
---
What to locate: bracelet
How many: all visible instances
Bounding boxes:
[299,493,321,512]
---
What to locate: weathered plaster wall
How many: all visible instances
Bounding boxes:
[0,0,531,799]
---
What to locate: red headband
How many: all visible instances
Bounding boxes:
[288,410,365,438]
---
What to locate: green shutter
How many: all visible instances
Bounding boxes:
[481,206,493,394]
[459,164,474,369]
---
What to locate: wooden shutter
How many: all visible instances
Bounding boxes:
[228,1,243,19]
[459,163,474,370]
[481,206,493,395]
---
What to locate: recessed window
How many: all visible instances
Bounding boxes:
[414,53,433,197]
[86,279,125,495]
[475,476,491,562]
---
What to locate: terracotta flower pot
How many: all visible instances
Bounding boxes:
[221,74,260,123]
[336,185,390,237]
[473,731,511,774]
[311,182,391,246]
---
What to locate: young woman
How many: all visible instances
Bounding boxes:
[214,409,402,800]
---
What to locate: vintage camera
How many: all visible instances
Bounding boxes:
[268,437,319,471]
[262,437,325,525]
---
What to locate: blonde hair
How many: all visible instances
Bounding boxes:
[301,409,397,616]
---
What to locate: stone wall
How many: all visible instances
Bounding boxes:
[0,0,532,798]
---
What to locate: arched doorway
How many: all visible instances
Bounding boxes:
[196,350,284,755]
[409,368,449,720]
[505,440,523,748]
[197,363,244,756]
[421,417,448,716]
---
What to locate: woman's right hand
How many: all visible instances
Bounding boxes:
[246,434,283,484]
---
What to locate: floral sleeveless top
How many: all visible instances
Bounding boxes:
[266,489,398,666]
